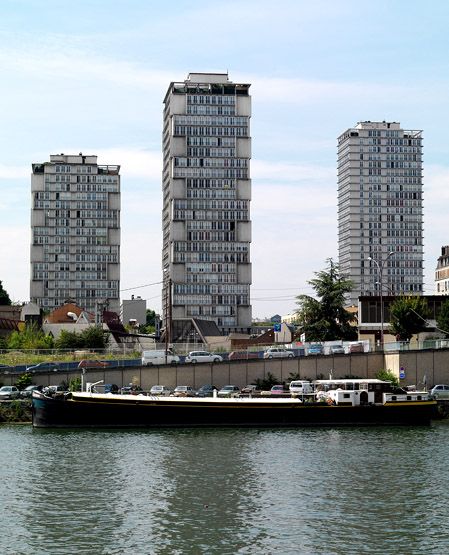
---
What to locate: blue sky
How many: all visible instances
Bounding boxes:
[1,0,449,317]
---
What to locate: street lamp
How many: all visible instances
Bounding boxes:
[163,269,172,364]
[367,251,395,350]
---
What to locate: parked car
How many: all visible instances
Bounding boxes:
[142,349,180,366]
[240,384,261,395]
[185,351,223,364]
[173,385,195,397]
[78,360,110,369]
[217,385,240,397]
[270,385,289,395]
[328,344,345,355]
[263,347,295,359]
[430,384,449,400]
[195,384,217,397]
[228,351,259,360]
[27,362,60,373]
[289,380,313,395]
[103,383,119,394]
[150,385,172,396]
[307,344,323,356]
[348,342,364,353]
[0,385,20,400]
[20,385,41,398]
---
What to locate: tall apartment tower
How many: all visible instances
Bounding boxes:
[337,121,423,305]
[30,153,120,314]
[162,72,252,335]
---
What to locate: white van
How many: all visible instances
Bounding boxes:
[289,380,313,395]
[142,350,180,366]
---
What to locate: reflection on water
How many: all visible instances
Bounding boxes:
[1,423,449,554]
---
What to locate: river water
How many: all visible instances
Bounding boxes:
[1,422,449,555]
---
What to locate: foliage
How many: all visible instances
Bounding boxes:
[0,280,11,306]
[295,259,358,342]
[436,299,449,338]
[0,400,32,423]
[0,337,7,349]
[146,309,157,326]
[388,296,429,342]
[376,369,399,387]
[253,372,281,390]
[68,377,82,392]
[55,326,108,349]
[14,372,33,390]
[7,323,54,350]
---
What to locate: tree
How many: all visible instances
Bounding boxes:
[0,281,11,306]
[55,326,108,350]
[7,323,54,350]
[436,299,449,338]
[295,259,357,341]
[376,369,399,387]
[388,295,429,342]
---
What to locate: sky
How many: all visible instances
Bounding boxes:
[2,0,449,319]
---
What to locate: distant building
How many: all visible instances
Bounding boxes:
[162,72,252,336]
[30,153,120,313]
[337,121,424,305]
[121,296,147,327]
[435,246,449,294]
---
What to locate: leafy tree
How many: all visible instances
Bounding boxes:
[436,299,449,338]
[376,369,399,387]
[55,330,84,349]
[15,373,33,390]
[7,323,54,350]
[55,326,108,349]
[253,372,281,390]
[0,280,11,306]
[139,309,158,334]
[388,296,429,342]
[295,259,357,341]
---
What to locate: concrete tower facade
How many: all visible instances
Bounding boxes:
[337,121,423,305]
[162,73,252,335]
[30,153,120,314]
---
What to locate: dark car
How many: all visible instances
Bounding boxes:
[26,362,60,373]
[240,384,261,396]
[104,383,119,394]
[78,360,110,369]
[195,384,217,397]
[228,351,259,360]
[20,385,41,398]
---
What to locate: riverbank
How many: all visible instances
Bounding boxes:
[0,401,32,423]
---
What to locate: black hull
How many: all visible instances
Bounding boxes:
[32,393,436,428]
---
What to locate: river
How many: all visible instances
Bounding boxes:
[1,422,449,554]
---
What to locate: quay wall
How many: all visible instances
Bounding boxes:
[3,349,449,389]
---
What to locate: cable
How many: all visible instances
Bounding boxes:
[120,281,163,292]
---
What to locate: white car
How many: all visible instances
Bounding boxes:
[0,385,20,400]
[142,350,180,366]
[263,347,295,359]
[173,386,195,397]
[430,384,449,400]
[185,351,223,364]
[150,385,172,396]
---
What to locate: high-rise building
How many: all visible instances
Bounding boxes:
[30,153,120,314]
[162,72,252,335]
[337,121,423,305]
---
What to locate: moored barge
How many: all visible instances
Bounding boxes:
[32,379,437,428]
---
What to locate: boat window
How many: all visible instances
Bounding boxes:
[343,393,350,399]
[392,395,397,401]
[407,395,412,400]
